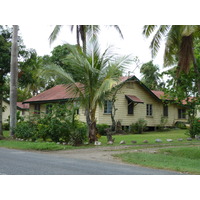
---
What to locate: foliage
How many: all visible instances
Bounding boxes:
[140,60,164,90]
[130,118,147,134]
[2,123,9,130]
[15,104,87,145]
[15,121,38,141]
[188,118,200,138]
[69,122,87,146]
[44,41,132,142]
[175,121,187,129]
[96,124,109,136]
[157,116,169,131]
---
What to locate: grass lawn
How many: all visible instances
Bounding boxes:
[99,128,196,145]
[114,146,200,174]
[1,128,197,151]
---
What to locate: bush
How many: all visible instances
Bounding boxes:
[35,104,74,143]
[69,122,87,146]
[96,124,109,136]
[2,123,9,130]
[189,118,200,138]
[175,121,187,129]
[130,118,147,134]
[15,121,37,140]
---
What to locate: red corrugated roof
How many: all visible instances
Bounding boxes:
[23,84,82,103]
[125,95,144,103]
[23,77,133,104]
[151,90,165,99]
[17,102,29,109]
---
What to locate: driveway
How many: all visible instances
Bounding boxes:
[0,146,184,175]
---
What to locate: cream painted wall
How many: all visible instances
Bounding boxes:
[95,81,187,127]
[2,101,10,123]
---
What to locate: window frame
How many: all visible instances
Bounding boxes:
[127,99,134,115]
[34,104,40,115]
[104,100,112,114]
[178,108,186,119]
[163,104,168,117]
[146,104,153,116]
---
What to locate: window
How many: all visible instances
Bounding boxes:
[76,109,79,115]
[127,99,134,115]
[178,109,186,119]
[34,104,40,114]
[163,105,168,117]
[104,100,112,114]
[146,104,153,116]
[46,104,53,114]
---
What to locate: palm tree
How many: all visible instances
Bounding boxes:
[143,25,200,94]
[140,60,163,90]
[10,25,19,136]
[49,25,123,52]
[45,41,131,143]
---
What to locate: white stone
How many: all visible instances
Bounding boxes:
[107,141,113,145]
[155,139,162,143]
[178,138,183,141]
[120,140,126,144]
[94,141,101,145]
[166,139,173,142]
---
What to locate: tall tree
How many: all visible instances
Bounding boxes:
[143,25,200,94]
[10,25,19,136]
[0,26,12,137]
[45,41,131,143]
[49,25,123,52]
[19,49,46,96]
[140,60,164,90]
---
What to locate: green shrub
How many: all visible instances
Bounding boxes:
[69,122,87,146]
[189,118,200,138]
[175,121,187,129]
[15,121,37,140]
[130,118,147,134]
[96,124,109,136]
[2,123,9,130]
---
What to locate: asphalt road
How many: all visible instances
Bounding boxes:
[0,147,183,175]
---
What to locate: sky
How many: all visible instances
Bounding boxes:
[19,25,165,78]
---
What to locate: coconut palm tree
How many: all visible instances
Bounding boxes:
[49,25,123,52]
[45,41,131,143]
[143,25,200,94]
[10,25,19,136]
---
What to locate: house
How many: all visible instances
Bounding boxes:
[23,75,188,129]
[2,100,29,123]
[16,102,30,119]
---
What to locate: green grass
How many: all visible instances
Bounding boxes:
[99,129,194,145]
[114,146,200,174]
[1,129,198,152]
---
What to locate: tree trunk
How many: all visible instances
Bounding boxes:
[0,93,3,137]
[10,25,19,137]
[193,61,200,95]
[111,100,116,131]
[88,108,97,143]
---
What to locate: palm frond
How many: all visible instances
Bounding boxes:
[143,25,157,37]
[49,25,63,45]
[150,25,171,58]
